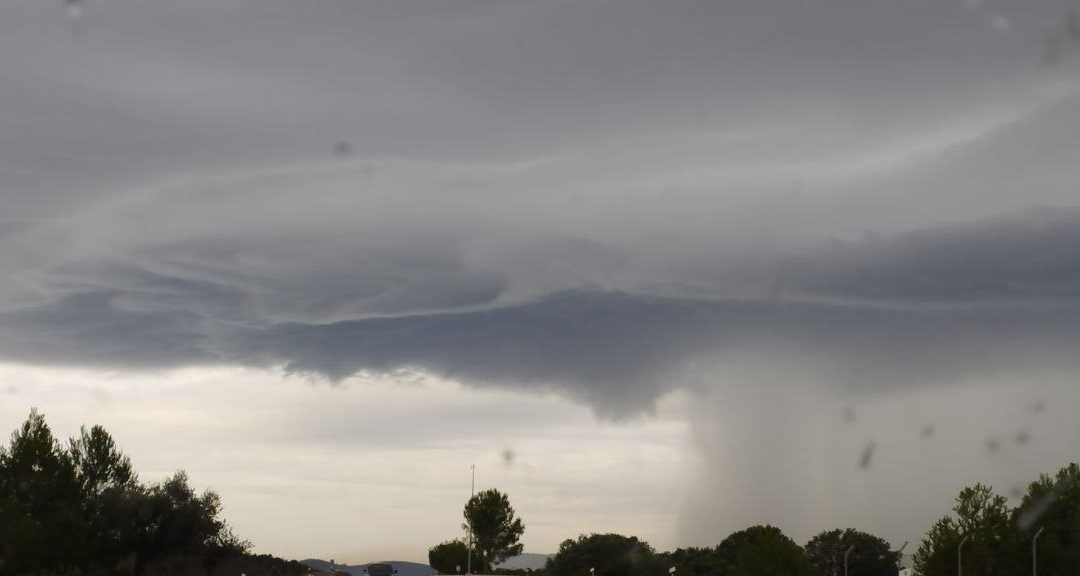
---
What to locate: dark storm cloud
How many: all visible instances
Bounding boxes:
[241,290,1080,416]
[2,210,1078,415]
[0,291,215,368]
[771,207,1080,304]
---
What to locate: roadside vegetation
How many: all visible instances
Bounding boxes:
[0,409,307,576]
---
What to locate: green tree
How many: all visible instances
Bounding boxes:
[0,408,282,576]
[545,533,661,576]
[912,484,1019,576]
[464,488,525,572]
[1013,463,1080,575]
[70,424,141,568]
[805,529,898,576]
[0,409,89,575]
[430,539,475,574]
[717,525,816,576]
[657,546,724,576]
[133,470,249,566]
[71,424,137,497]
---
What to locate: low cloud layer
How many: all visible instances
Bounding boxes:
[3,208,1079,417]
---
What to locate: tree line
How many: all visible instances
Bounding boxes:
[0,409,308,576]
[912,463,1080,576]
[430,463,1080,576]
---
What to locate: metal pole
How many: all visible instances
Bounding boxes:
[958,535,970,576]
[844,546,855,576]
[467,465,476,575]
[1032,527,1045,576]
[896,541,908,572]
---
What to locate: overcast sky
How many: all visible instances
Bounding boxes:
[2,0,1080,564]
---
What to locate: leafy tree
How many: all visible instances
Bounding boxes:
[1013,463,1080,575]
[70,424,141,567]
[0,408,88,575]
[464,488,526,572]
[430,539,476,574]
[912,484,1019,576]
[132,470,249,568]
[71,424,137,497]
[0,409,256,576]
[716,525,816,576]
[805,529,899,576]
[545,533,661,576]
[657,546,725,576]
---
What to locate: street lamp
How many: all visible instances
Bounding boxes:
[895,541,908,574]
[844,546,855,576]
[958,535,970,576]
[1032,527,1045,576]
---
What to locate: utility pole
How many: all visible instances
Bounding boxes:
[467,464,476,575]
[844,546,855,576]
[895,541,908,573]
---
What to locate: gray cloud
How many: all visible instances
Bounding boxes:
[0,291,214,368]
[2,209,1078,417]
[769,206,1080,304]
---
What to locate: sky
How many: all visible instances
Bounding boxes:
[2,0,1080,564]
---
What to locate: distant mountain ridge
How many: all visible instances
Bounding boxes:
[301,554,552,576]
[496,553,552,571]
[301,560,437,576]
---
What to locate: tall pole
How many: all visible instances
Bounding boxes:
[1032,527,1045,576]
[895,541,908,573]
[958,535,970,576]
[467,465,475,575]
[844,546,855,576]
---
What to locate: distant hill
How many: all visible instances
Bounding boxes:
[301,560,437,576]
[301,554,551,576]
[497,553,552,571]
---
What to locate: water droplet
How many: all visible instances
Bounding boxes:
[334,141,353,157]
[920,424,936,439]
[858,441,876,470]
[1016,430,1031,446]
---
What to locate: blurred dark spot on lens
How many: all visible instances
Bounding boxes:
[501,448,515,467]
[333,141,352,156]
[844,407,856,424]
[986,438,1002,454]
[1016,430,1031,445]
[1009,485,1023,499]
[1031,399,1046,414]
[5,385,15,395]
[920,424,936,439]
[858,441,876,470]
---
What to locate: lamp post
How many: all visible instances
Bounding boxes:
[894,541,908,574]
[958,535,970,576]
[1032,527,1045,576]
[844,546,855,576]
